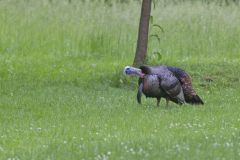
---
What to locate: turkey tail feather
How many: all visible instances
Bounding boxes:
[186,95,204,105]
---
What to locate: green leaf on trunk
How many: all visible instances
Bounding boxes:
[153,24,164,33]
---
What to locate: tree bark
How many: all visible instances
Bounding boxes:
[133,0,152,67]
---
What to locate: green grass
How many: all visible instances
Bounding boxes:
[0,0,240,159]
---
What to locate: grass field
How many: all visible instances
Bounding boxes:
[0,0,240,159]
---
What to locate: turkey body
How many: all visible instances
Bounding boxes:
[141,75,167,98]
[137,65,204,106]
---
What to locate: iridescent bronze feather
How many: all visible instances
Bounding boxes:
[124,65,203,106]
[139,65,204,105]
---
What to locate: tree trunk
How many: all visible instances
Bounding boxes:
[133,0,152,67]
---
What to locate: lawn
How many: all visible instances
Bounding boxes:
[0,0,240,159]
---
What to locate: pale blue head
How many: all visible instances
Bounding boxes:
[123,66,144,77]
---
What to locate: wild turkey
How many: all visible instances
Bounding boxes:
[124,65,204,106]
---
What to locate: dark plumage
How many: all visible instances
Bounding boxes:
[139,65,204,105]
[137,65,185,106]
[166,66,204,104]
